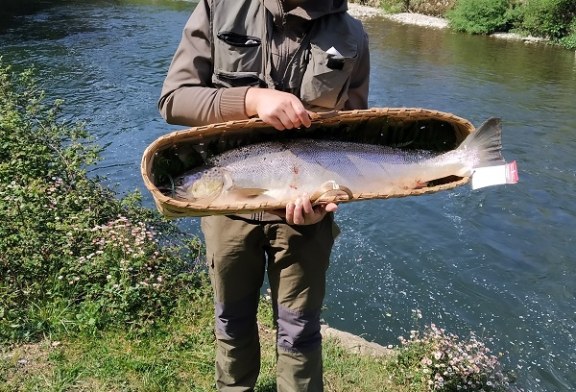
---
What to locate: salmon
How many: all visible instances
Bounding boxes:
[173,118,518,206]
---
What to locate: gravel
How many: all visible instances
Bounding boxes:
[382,12,449,29]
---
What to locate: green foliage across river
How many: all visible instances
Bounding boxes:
[367,0,576,49]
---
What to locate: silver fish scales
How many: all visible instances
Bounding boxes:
[173,118,518,208]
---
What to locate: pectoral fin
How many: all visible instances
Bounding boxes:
[221,171,269,200]
[227,187,269,198]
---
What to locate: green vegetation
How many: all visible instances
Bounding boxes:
[449,0,576,49]
[518,0,576,49]
[376,0,456,16]
[379,0,408,14]
[387,318,516,391]
[0,60,204,342]
[446,0,513,34]
[0,61,521,390]
[361,0,576,49]
[446,0,576,49]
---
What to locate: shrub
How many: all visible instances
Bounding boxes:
[559,19,576,49]
[352,0,383,7]
[379,0,407,13]
[408,0,456,16]
[447,0,513,34]
[389,322,517,391]
[0,60,204,342]
[517,0,576,39]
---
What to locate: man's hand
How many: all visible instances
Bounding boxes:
[245,88,335,224]
[245,88,312,130]
[285,195,338,225]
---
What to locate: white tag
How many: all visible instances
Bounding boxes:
[471,161,519,190]
[326,46,343,59]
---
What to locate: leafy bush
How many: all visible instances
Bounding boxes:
[389,321,517,391]
[408,0,456,16]
[379,0,407,13]
[0,60,204,342]
[517,0,576,39]
[447,0,513,34]
[559,19,576,49]
[375,0,455,15]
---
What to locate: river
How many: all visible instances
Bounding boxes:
[1,1,575,391]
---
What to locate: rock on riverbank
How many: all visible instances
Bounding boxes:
[322,324,393,357]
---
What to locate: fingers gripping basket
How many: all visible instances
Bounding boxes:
[141,108,475,218]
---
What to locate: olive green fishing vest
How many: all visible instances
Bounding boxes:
[210,0,362,110]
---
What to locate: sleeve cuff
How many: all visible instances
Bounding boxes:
[219,86,251,121]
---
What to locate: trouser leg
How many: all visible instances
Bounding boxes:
[265,214,336,392]
[201,215,267,392]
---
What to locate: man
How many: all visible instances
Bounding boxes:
[159,1,369,390]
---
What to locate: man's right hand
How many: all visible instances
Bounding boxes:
[245,87,312,131]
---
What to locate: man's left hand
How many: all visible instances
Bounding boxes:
[285,194,338,225]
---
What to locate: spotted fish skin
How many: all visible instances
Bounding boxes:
[175,118,512,206]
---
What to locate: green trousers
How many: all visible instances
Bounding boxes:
[201,214,337,392]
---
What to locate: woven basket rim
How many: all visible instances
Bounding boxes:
[141,107,475,217]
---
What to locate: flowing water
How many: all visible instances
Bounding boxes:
[1,1,575,390]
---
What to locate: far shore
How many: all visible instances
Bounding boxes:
[347,3,549,45]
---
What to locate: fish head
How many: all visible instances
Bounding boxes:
[188,177,224,200]
[183,168,238,203]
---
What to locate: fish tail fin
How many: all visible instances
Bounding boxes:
[459,117,519,189]
[458,117,505,167]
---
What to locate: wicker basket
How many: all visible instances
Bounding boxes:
[141,108,475,218]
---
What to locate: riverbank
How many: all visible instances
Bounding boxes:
[347,3,549,45]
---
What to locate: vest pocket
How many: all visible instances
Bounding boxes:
[213,71,262,88]
[213,31,262,87]
[217,32,261,47]
[300,43,357,109]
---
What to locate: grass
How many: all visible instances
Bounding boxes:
[0,289,400,392]
[0,288,215,392]
[0,290,518,391]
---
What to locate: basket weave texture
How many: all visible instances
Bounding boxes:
[141,108,475,218]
